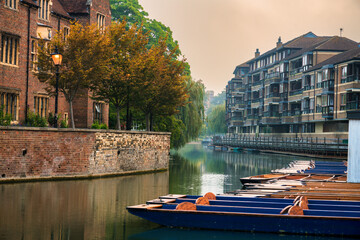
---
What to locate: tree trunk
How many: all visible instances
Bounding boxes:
[69,100,75,129]
[146,113,150,131]
[116,106,121,130]
[150,113,153,131]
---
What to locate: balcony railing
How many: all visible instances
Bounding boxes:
[321,79,334,93]
[263,111,280,117]
[341,75,360,83]
[230,116,244,121]
[346,101,360,110]
[322,106,334,118]
[289,89,303,96]
[302,109,314,114]
[290,67,303,75]
[266,92,280,98]
[303,85,314,91]
[252,98,261,103]
[253,81,262,86]
[290,110,302,116]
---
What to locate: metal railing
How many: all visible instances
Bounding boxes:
[213,135,348,156]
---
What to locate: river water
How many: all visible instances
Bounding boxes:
[0,142,351,239]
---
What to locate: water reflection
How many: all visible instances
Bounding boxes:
[170,142,302,194]
[128,227,358,240]
[0,142,344,240]
[0,172,168,240]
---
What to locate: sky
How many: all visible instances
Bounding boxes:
[138,0,360,95]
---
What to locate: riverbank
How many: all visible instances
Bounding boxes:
[0,127,170,183]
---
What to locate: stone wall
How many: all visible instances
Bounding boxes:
[0,127,170,181]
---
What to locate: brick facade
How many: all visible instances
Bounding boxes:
[0,127,170,180]
[0,0,111,127]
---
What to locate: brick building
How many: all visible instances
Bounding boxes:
[226,32,360,137]
[0,0,111,127]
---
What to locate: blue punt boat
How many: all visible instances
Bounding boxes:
[127,194,360,237]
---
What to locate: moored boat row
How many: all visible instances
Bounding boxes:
[127,192,360,236]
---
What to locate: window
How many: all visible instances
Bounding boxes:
[0,91,19,121]
[34,96,48,118]
[1,34,19,65]
[341,66,347,78]
[31,40,37,70]
[38,0,50,20]
[97,14,105,30]
[93,102,104,123]
[5,0,17,9]
[340,94,346,105]
[63,27,70,40]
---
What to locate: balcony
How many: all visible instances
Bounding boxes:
[265,72,281,84]
[321,79,334,93]
[302,109,314,114]
[346,101,360,110]
[322,106,334,119]
[290,110,302,116]
[252,98,261,103]
[263,111,280,117]
[253,81,262,86]
[289,89,303,96]
[341,75,360,83]
[230,116,244,121]
[280,92,288,101]
[303,85,314,91]
[290,67,303,76]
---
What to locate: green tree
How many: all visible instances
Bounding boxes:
[178,78,205,141]
[35,22,111,128]
[90,20,148,130]
[207,104,227,134]
[110,0,180,55]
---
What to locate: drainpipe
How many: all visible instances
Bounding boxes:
[25,6,31,124]
[335,65,338,119]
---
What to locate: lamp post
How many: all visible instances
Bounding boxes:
[51,46,62,128]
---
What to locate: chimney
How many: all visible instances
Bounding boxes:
[255,48,260,58]
[276,36,282,49]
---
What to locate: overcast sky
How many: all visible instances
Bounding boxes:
[138,0,360,94]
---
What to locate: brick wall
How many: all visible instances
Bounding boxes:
[0,127,170,181]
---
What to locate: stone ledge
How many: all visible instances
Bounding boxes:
[0,168,168,184]
[0,126,171,135]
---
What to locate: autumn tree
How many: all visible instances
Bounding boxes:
[90,20,148,130]
[134,38,188,131]
[35,22,111,128]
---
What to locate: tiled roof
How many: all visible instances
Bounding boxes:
[248,32,330,62]
[52,0,72,18]
[304,47,360,73]
[236,63,249,68]
[58,0,90,14]
[20,0,38,7]
[284,36,358,61]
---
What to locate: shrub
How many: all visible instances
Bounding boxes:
[60,120,68,128]
[91,121,100,129]
[27,111,48,127]
[100,123,108,129]
[0,106,11,126]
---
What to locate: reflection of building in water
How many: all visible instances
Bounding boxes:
[0,172,169,239]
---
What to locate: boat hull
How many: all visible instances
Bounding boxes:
[127,207,360,236]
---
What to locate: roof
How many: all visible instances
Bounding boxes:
[58,0,90,14]
[52,0,72,18]
[247,32,330,63]
[284,36,359,61]
[20,0,38,7]
[236,63,249,68]
[304,47,360,73]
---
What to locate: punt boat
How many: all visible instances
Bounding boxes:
[127,194,360,236]
[240,174,288,184]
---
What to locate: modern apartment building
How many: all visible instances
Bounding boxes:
[0,0,111,127]
[226,32,360,137]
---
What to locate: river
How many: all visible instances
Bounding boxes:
[0,142,351,239]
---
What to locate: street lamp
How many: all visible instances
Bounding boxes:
[51,46,62,128]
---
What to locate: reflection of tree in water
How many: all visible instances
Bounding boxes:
[171,143,316,193]
[169,153,202,195]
